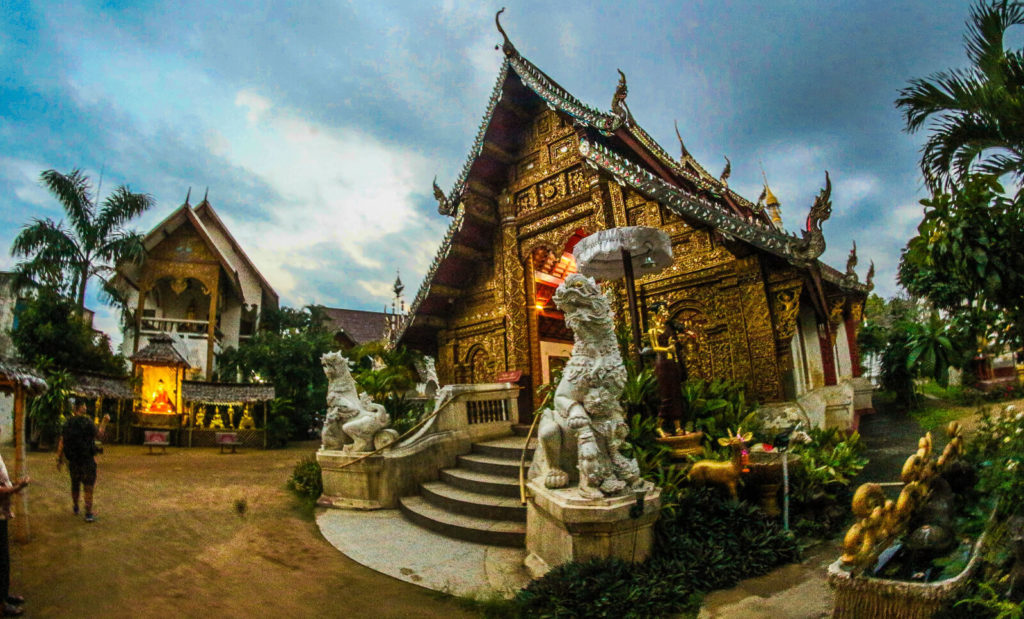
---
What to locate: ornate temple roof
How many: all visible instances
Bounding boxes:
[399,12,868,347]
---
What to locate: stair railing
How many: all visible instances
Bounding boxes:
[518,410,543,505]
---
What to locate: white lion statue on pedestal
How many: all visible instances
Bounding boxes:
[528,274,652,499]
[320,351,398,452]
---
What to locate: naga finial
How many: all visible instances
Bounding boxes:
[806,171,832,234]
[846,241,858,278]
[866,260,875,291]
[495,8,518,59]
[674,120,692,163]
[790,171,833,261]
[433,176,453,215]
[611,69,632,122]
[719,156,731,186]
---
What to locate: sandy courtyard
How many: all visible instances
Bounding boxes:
[2,441,474,618]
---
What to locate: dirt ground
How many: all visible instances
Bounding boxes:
[2,441,475,619]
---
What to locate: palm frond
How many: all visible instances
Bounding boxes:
[39,169,95,246]
[964,0,1024,79]
[95,230,146,266]
[10,218,82,263]
[96,185,153,239]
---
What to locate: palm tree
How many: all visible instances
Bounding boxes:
[10,169,153,311]
[895,0,1024,188]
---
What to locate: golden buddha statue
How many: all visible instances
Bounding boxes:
[148,379,176,414]
[647,304,684,437]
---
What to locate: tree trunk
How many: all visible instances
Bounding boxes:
[77,263,89,312]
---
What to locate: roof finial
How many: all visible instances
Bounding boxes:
[866,260,875,291]
[674,120,692,163]
[202,187,209,204]
[433,176,454,215]
[719,156,731,187]
[495,8,518,59]
[846,240,858,278]
[611,69,631,122]
[184,187,191,206]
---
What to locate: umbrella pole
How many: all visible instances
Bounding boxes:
[621,248,643,361]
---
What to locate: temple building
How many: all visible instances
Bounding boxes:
[114,193,279,379]
[398,13,873,429]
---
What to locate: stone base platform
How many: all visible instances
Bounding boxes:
[524,480,661,578]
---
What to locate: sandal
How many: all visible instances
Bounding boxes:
[4,596,23,605]
[2,603,22,616]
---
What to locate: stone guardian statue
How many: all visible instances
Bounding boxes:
[528,274,652,499]
[319,351,398,452]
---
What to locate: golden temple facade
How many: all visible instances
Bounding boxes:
[400,13,871,424]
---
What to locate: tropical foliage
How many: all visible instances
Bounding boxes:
[895,0,1024,187]
[900,175,1024,350]
[11,288,127,376]
[10,168,152,310]
[217,305,338,440]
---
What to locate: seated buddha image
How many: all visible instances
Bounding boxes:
[149,379,176,413]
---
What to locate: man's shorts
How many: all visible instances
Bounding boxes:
[68,459,97,486]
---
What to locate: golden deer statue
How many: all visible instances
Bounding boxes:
[687,428,753,500]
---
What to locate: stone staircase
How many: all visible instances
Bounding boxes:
[399,430,535,548]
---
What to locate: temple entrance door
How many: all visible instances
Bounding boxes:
[527,230,587,415]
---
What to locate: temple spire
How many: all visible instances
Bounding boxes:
[761,166,782,228]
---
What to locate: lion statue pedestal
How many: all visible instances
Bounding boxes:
[317,351,400,509]
[524,274,661,575]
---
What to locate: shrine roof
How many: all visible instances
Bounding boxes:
[0,357,47,395]
[131,333,191,368]
[182,380,275,405]
[70,371,133,400]
[320,307,390,345]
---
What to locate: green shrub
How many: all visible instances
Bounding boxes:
[513,488,798,617]
[287,455,323,501]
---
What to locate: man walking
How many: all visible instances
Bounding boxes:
[56,399,98,522]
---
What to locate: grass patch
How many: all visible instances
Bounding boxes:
[910,404,967,433]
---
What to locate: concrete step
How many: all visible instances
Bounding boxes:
[421,481,526,522]
[440,467,524,498]
[457,453,522,477]
[472,435,535,460]
[398,495,525,548]
[511,424,532,437]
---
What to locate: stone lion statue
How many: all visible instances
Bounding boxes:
[528,274,651,499]
[319,351,398,452]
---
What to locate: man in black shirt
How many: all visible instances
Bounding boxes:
[56,400,98,523]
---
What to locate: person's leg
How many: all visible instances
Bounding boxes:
[70,473,80,515]
[0,519,8,601]
[83,460,97,522]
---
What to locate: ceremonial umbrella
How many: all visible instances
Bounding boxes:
[572,226,673,355]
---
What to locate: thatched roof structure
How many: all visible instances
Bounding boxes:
[69,372,133,400]
[181,381,275,405]
[130,334,190,368]
[0,358,47,395]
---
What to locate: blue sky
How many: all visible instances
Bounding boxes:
[0,1,983,342]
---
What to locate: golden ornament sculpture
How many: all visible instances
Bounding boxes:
[687,428,752,500]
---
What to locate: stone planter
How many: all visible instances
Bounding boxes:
[655,431,704,460]
[745,451,800,517]
[826,534,985,619]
